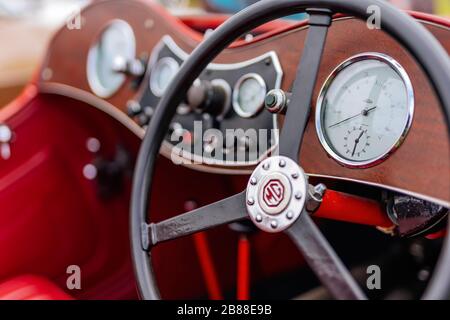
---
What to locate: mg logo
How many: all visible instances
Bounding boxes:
[263,179,285,207]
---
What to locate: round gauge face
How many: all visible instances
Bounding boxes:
[233,73,267,118]
[316,53,414,167]
[87,20,136,98]
[150,57,179,97]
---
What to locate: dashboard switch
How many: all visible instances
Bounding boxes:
[187,79,230,116]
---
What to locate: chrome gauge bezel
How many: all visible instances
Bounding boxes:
[315,52,415,168]
[87,20,136,98]
[149,56,180,97]
[232,73,267,118]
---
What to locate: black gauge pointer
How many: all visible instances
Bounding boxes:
[351,130,365,157]
[328,106,377,129]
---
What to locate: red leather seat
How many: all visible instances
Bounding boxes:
[0,275,72,300]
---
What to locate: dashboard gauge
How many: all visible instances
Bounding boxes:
[233,73,267,118]
[316,53,414,168]
[87,20,136,98]
[150,57,179,97]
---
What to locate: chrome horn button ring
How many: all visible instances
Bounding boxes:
[246,156,308,233]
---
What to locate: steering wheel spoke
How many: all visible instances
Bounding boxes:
[143,191,247,249]
[279,9,332,160]
[286,211,367,300]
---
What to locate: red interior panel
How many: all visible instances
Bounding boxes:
[0,93,304,299]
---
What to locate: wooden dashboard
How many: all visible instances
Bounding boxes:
[35,0,450,206]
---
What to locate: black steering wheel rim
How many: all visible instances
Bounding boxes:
[131,0,450,300]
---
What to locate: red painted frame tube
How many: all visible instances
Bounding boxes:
[193,232,224,300]
[315,190,393,228]
[237,235,250,300]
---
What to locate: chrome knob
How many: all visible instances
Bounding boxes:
[265,89,290,114]
[186,79,229,116]
[113,56,145,77]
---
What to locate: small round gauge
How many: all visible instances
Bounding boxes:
[316,53,414,167]
[87,20,136,98]
[150,57,179,97]
[233,73,267,118]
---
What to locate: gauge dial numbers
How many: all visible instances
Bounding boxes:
[343,126,370,158]
[316,53,414,168]
[87,20,136,98]
[233,73,267,118]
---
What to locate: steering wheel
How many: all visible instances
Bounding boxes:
[131,0,450,300]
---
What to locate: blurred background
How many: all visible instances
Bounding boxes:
[0,0,448,107]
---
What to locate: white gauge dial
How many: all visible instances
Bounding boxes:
[150,57,179,97]
[233,73,267,118]
[316,53,414,167]
[87,20,136,98]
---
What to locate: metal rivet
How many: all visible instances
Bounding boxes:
[279,159,286,168]
[270,220,278,229]
[291,172,299,179]
[247,197,255,206]
[295,192,303,200]
[255,214,263,222]
[263,162,270,170]
[250,177,257,185]
[286,211,294,220]
[86,137,101,153]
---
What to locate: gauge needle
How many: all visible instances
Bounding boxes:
[328,106,377,128]
[352,130,365,157]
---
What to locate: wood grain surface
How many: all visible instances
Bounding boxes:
[37,0,450,204]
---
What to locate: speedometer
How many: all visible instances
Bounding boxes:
[315,53,414,168]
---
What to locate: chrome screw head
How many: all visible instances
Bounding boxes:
[295,192,303,200]
[255,214,263,222]
[291,172,299,179]
[250,177,257,185]
[263,162,270,170]
[270,220,278,229]
[279,159,286,168]
[247,197,255,206]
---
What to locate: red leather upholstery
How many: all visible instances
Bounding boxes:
[0,275,72,300]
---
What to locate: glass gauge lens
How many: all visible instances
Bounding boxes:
[316,53,414,167]
[233,73,267,118]
[87,20,136,98]
[150,57,179,97]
